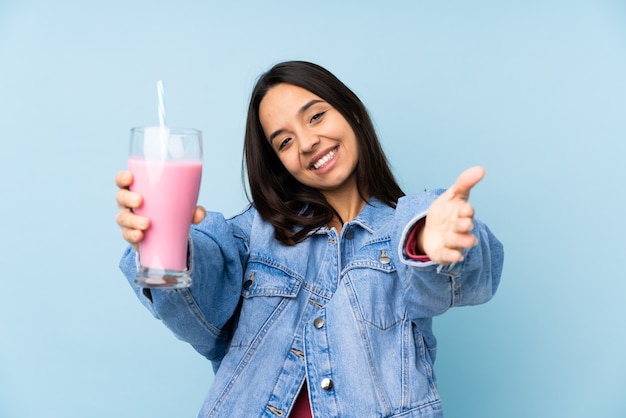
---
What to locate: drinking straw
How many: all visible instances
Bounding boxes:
[157,80,166,127]
[155,80,169,161]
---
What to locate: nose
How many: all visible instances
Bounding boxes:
[299,132,319,154]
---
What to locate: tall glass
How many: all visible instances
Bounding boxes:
[128,126,202,288]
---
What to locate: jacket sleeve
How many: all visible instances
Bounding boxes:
[118,210,250,365]
[391,192,504,319]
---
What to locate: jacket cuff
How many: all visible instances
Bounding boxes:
[398,211,436,267]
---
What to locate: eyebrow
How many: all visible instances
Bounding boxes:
[268,99,325,143]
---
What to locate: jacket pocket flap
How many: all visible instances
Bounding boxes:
[242,256,303,298]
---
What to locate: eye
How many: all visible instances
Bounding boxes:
[278,137,292,151]
[310,111,326,123]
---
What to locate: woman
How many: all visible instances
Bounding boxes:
[116,61,504,417]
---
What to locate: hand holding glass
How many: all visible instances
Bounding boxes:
[128,127,202,288]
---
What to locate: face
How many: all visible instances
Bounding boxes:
[259,83,360,195]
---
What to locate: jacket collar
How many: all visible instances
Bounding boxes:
[315,197,394,235]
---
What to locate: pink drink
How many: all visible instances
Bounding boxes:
[129,159,202,271]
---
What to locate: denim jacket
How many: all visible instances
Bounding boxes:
[119,192,504,418]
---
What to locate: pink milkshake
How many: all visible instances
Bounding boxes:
[128,126,203,288]
[129,159,202,272]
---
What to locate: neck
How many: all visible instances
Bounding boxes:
[322,178,368,233]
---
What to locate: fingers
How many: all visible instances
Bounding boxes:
[422,167,483,264]
[422,224,477,264]
[437,247,465,264]
[432,231,477,264]
[448,166,486,200]
[454,202,475,232]
[116,188,142,209]
[422,202,477,264]
[447,203,477,251]
[115,170,133,189]
[115,170,141,210]
[119,225,146,247]
[445,229,477,249]
[192,206,206,225]
[116,210,149,230]
[454,216,474,234]
[115,170,148,248]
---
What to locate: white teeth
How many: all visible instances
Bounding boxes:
[313,149,337,169]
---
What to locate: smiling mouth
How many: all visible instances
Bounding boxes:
[312,148,338,170]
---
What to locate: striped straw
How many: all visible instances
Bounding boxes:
[157,80,166,127]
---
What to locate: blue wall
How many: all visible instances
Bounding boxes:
[1,1,624,417]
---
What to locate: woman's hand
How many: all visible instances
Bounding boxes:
[418,166,486,265]
[114,170,206,251]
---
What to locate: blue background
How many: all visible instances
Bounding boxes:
[1,1,625,417]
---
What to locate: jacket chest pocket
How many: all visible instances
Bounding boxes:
[343,242,404,331]
[229,257,303,348]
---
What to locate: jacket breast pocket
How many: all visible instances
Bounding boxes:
[229,256,303,348]
[343,242,404,331]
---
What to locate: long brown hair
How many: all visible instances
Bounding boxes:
[244,61,404,245]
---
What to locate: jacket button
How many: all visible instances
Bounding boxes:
[320,378,333,390]
[313,317,325,329]
[243,272,254,289]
